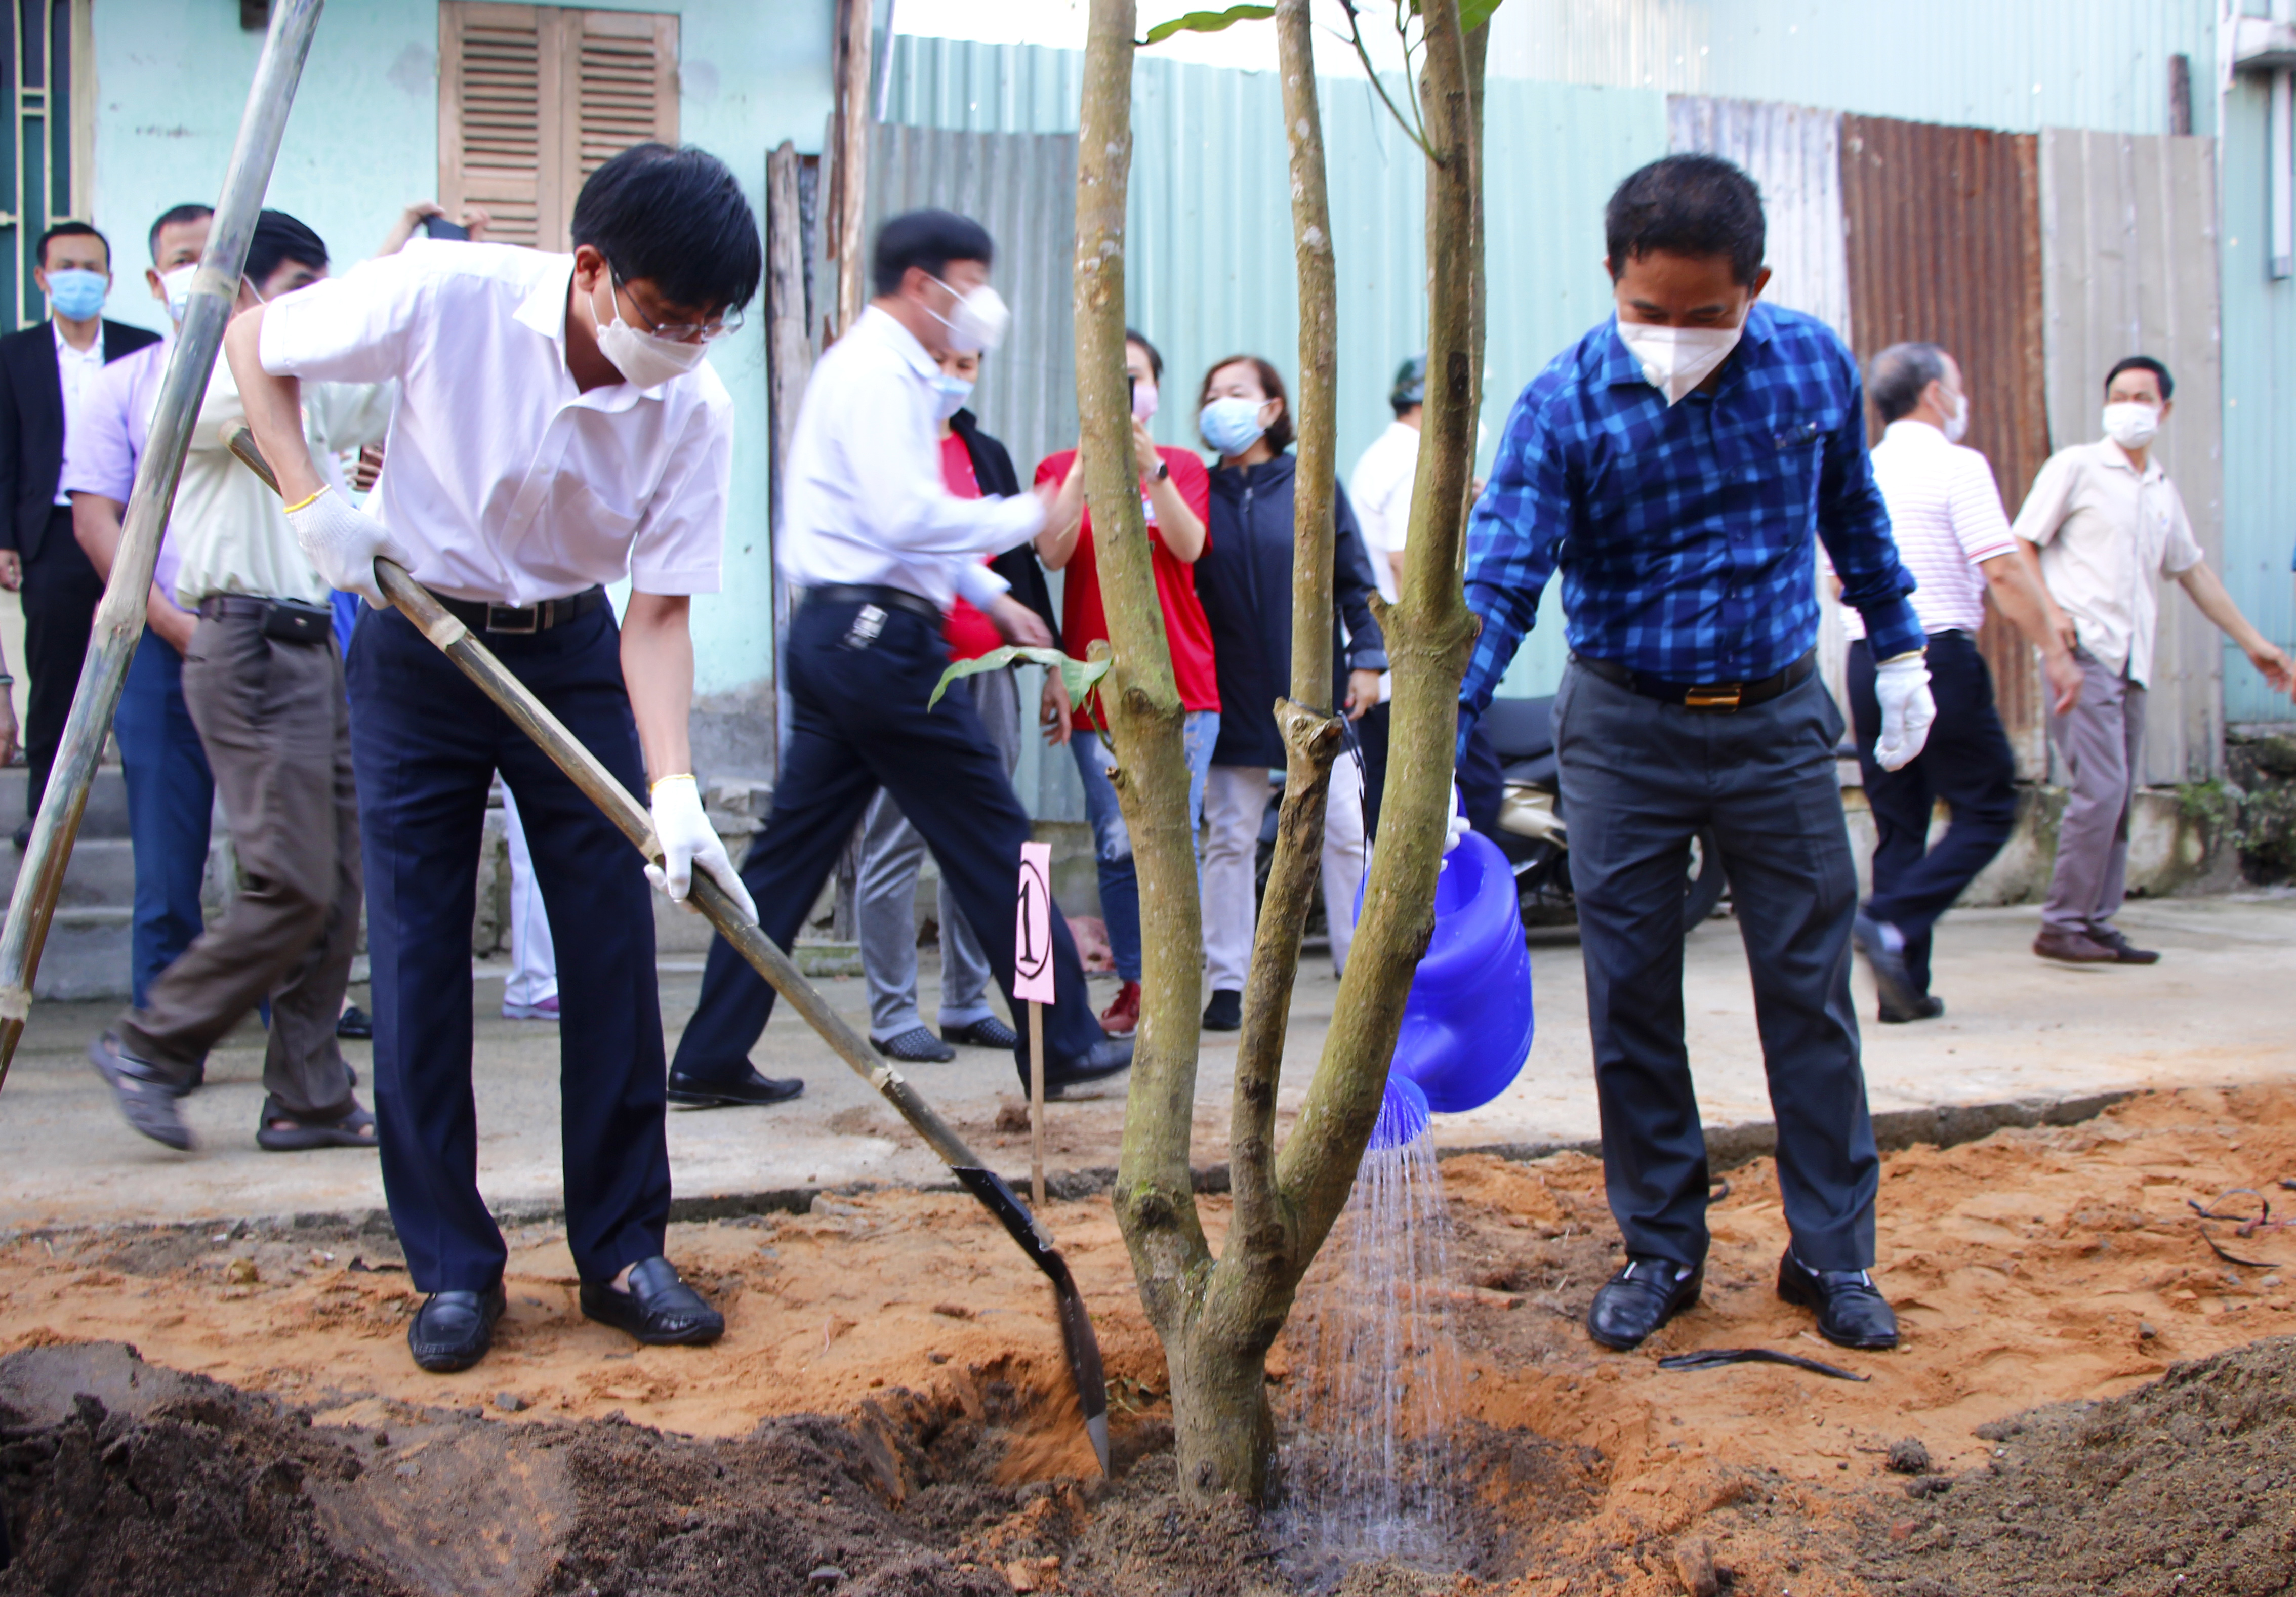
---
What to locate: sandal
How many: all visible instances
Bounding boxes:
[256,1093,378,1152]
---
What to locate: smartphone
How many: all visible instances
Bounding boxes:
[1127,374,1136,415]
[421,215,469,242]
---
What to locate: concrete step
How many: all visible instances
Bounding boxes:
[0,836,138,908]
[22,905,134,1001]
[0,765,132,840]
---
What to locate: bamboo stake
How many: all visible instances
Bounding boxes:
[0,0,326,1086]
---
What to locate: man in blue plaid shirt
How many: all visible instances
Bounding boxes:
[1458,154,1935,1357]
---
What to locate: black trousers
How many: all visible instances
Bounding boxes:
[19,508,104,821]
[673,594,1104,1088]
[350,604,669,1294]
[1846,632,2019,997]
[1557,663,1877,1273]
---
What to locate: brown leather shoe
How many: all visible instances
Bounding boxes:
[2033,926,2118,963]
[2087,924,2161,964]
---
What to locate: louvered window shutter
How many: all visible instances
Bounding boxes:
[441,4,677,254]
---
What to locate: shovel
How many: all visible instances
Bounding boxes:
[225,425,1109,1476]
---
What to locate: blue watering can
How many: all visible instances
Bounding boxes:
[1362,828,1534,1150]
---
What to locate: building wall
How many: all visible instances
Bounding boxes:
[84,0,835,767]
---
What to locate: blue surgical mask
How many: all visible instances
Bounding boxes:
[931,374,973,423]
[45,268,107,322]
[1199,396,1269,457]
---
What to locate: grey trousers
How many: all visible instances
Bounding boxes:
[2041,650,2145,934]
[1555,663,1877,1272]
[856,666,1018,1039]
[119,606,360,1120]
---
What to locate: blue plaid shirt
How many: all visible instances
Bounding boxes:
[1457,302,1921,747]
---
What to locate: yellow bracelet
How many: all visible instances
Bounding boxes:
[281,485,329,516]
[649,772,695,795]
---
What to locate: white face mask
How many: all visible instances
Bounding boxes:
[927,276,1010,354]
[591,278,708,391]
[1943,388,1970,444]
[158,264,197,326]
[931,374,973,423]
[2102,400,2160,451]
[1614,316,1743,406]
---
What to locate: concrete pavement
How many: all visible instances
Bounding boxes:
[2,890,2290,1233]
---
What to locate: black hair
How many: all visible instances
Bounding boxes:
[571,142,763,314]
[37,221,107,271]
[1391,354,1427,414]
[1868,342,1951,426]
[147,203,212,263]
[1125,327,1164,383]
[1604,153,1767,287]
[244,209,328,289]
[872,208,995,299]
[2104,354,2174,402]
[1197,355,1296,455]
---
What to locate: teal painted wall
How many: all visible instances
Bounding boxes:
[86,0,834,703]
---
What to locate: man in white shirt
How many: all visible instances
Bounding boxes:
[1842,344,2081,1022]
[2013,355,2295,965]
[224,144,761,1375]
[673,209,1133,1100]
[1348,355,1423,605]
[80,210,388,1158]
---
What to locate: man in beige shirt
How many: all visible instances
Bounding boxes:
[2012,355,2294,965]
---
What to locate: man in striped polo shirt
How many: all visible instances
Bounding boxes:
[1844,343,2082,1022]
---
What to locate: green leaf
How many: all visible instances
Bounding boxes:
[929,646,1114,713]
[1457,0,1505,32]
[1141,5,1274,47]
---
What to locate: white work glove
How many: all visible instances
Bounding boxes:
[645,774,759,922]
[1443,781,1471,855]
[1872,653,1937,773]
[282,485,409,607]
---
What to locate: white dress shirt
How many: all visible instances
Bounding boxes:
[2012,438,2203,686]
[1347,417,1420,606]
[51,322,105,507]
[257,239,731,605]
[777,305,1038,611]
[1848,418,2019,640]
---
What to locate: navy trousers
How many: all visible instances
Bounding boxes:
[114,633,214,1010]
[1556,663,1878,1273]
[1846,632,2019,997]
[673,595,1103,1088]
[349,604,668,1294]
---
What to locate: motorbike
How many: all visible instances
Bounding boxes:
[1478,695,1728,937]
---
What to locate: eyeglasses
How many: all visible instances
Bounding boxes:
[611,270,744,344]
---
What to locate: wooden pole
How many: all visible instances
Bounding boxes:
[765,141,813,783]
[831,0,874,335]
[1029,1000,1046,1209]
[0,0,325,1085]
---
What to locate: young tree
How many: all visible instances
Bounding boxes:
[1074,0,1485,1501]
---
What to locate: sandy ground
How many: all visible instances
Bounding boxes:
[1,891,2291,1233]
[4,1082,2294,1594]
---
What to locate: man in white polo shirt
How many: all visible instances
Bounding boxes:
[224,144,762,1376]
[2013,355,2294,966]
[1842,343,2081,1021]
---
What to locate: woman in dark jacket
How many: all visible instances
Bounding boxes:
[1192,354,1387,1028]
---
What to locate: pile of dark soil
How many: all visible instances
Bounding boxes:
[1855,1336,2296,1596]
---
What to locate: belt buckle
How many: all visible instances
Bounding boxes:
[486,603,540,635]
[1684,683,1743,712]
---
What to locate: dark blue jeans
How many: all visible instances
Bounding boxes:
[1556,663,1877,1274]
[113,633,213,1010]
[1847,632,2020,996]
[349,604,668,1294]
[674,595,1105,1088]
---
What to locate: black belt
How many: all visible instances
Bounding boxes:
[1572,648,1817,712]
[196,595,285,620]
[435,586,605,635]
[805,583,941,625]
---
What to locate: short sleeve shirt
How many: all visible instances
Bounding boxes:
[2011,438,2203,685]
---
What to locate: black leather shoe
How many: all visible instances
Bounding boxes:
[407,1284,506,1373]
[1776,1251,1899,1350]
[666,1064,804,1108]
[1878,993,1945,1024]
[336,1005,373,1040]
[1030,1035,1134,1100]
[1853,911,1923,1019]
[2087,924,2160,965]
[1202,988,1242,1032]
[580,1256,724,1346]
[1586,1256,1703,1350]
[872,1026,956,1063]
[943,1016,1020,1050]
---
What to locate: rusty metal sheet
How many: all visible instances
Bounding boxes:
[1840,115,2053,778]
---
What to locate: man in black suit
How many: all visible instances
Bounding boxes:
[0,221,161,844]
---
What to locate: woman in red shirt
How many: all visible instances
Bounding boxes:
[1035,330,1220,1038]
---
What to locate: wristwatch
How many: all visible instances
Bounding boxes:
[1152,459,1170,483]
